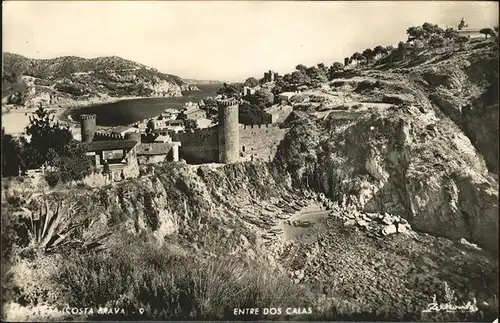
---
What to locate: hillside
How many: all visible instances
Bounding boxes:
[1,26,499,321]
[1,53,199,109]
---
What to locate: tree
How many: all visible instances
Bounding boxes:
[407,26,425,41]
[47,140,93,185]
[290,70,310,85]
[350,52,364,63]
[362,48,376,63]
[239,104,270,125]
[328,62,344,80]
[251,88,274,108]
[216,82,244,98]
[317,63,329,76]
[1,128,25,177]
[295,64,308,72]
[244,77,259,88]
[429,34,445,53]
[305,66,328,85]
[480,28,495,39]
[494,26,499,33]
[202,97,218,111]
[422,22,443,37]
[176,111,187,121]
[444,28,458,40]
[184,119,198,130]
[272,77,287,96]
[373,45,388,57]
[23,104,74,169]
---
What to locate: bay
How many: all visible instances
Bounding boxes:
[70,84,220,126]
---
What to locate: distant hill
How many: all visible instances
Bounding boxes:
[183,79,224,85]
[1,53,199,108]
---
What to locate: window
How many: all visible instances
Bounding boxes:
[242,146,246,152]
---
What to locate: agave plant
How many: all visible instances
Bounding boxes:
[19,194,112,253]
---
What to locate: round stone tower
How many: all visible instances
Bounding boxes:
[80,114,97,143]
[124,132,141,143]
[217,99,239,163]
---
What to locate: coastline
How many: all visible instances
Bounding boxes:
[2,94,176,134]
[54,95,151,125]
[2,84,215,134]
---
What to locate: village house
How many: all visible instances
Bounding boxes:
[278,92,296,103]
[136,142,181,164]
[243,86,257,96]
[161,108,180,120]
[154,134,173,143]
[85,139,139,180]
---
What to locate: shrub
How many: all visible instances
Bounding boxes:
[45,172,60,187]
[50,240,314,320]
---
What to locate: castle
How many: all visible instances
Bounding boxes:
[79,97,290,168]
[172,99,289,164]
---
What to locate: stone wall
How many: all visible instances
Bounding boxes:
[172,122,290,164]
[239,124,289,162]
[172,127,219,163]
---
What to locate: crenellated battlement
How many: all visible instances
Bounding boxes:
[239,123,281,130]
[217,99,239,108]
[94,131,124,140]
[80,114,97,120]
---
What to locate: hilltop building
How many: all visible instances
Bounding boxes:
[263,70,279,83]
[456,17,483,39]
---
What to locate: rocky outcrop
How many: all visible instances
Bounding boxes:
[275,104,498,253]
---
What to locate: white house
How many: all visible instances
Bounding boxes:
[278,92,296,103]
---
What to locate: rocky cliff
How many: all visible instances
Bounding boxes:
[1,53,200,108]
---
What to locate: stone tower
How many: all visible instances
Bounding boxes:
[217,99,239,163]
[80,114,97,143]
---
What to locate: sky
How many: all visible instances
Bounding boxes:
[3,1,499,82]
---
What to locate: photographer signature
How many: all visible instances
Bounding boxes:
[422,294,478,313]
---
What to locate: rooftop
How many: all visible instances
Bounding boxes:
[112,125,137,134]
[136,143,176,155]
[84,140,138,151]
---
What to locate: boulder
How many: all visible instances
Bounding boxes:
[397,223,410,233]
[357,219,369,227]
[382,224,397,236]
[381,214,394,225]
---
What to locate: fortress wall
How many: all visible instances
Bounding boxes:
[94,132,124,141]
[239,124,289,161]
[172,127,219,163]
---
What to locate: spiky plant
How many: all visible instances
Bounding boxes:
[19,195,111,253]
